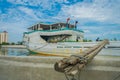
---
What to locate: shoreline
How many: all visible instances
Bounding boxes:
[1,45,26,49]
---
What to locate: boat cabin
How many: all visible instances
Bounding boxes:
[28,23,76,31]
[23,22,84,44]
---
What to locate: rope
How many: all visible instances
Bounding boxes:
[71,55,87,64]
[71,76,76,80]
[64,72,77,80]
[64,66,82,80]
[54,39,109,79]
[78,68,81,80]
[113,72,120,80]
[64,73,70,80]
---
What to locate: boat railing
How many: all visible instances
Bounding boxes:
[24,28,84,34]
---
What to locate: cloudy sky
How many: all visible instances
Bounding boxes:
[0,0,120,42]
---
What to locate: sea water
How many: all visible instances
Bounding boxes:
[0,48,29,56]
[0,47,120,56]
[98,48,120,56]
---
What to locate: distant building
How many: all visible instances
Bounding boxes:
[0,31,8,44]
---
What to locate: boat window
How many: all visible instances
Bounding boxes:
[40,35,71,43]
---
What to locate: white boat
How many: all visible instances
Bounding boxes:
[23,20,96,56]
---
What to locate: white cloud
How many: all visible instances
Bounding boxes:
[84,33,101,40]
[54,0,70,3]
[1,0,120,42]
[56,0,120,24]
[7,0,59,10]
[18,7,40,20]
[111,31,120,34]
[7,0,120,24]
[83,29,90,33]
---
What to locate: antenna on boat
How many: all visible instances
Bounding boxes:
[66,18,70,28]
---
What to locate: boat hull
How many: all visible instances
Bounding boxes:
[27,42,98,57]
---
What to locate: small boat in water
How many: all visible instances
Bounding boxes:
[23,19,93,56]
